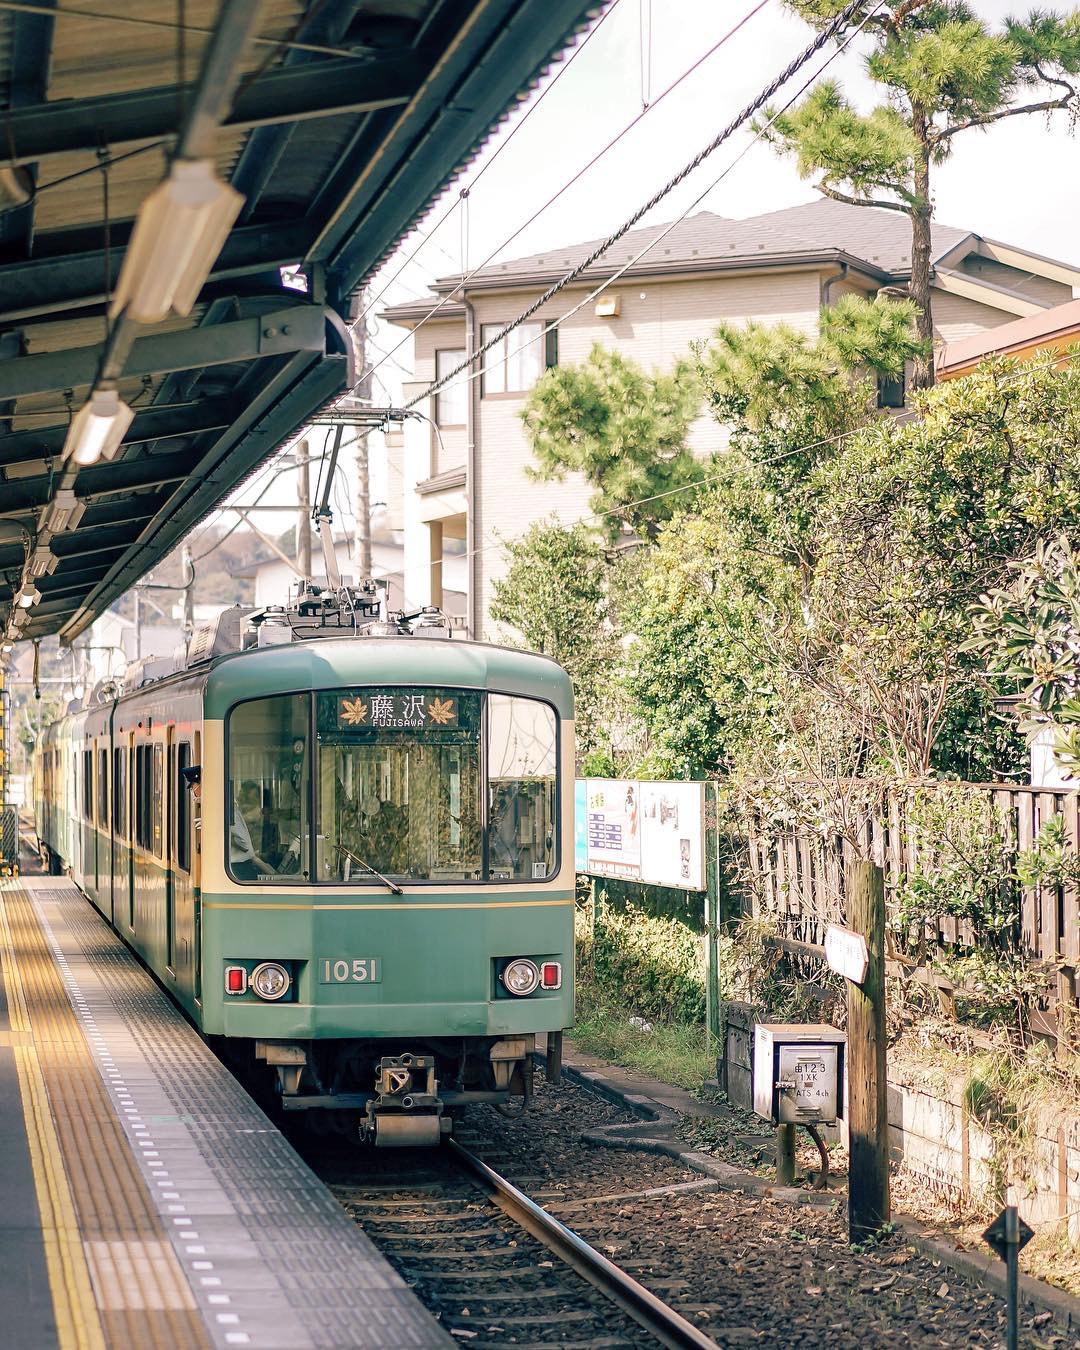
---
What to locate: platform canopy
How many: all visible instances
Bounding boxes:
[0,0,596,645]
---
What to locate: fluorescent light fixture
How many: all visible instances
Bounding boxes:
[44,489,86,534]
[110,159,244,324]
[16,581,40,608]
[61,386,134,467]
[26,547,57,579]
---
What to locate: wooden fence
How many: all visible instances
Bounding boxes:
[736,784,1080,1021]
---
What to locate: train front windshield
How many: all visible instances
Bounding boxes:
[227,688,558,885]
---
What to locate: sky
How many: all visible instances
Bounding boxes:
[216,0,1080,561]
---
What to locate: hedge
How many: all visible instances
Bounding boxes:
[576,895,705,1025]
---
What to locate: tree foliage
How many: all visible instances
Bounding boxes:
[627,350,1078,783]
[521,345,704,540]
[489,520,618,756]
[763,1,1080,385]
[968,533,1080,775]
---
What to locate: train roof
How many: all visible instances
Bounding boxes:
[203,636,575,720]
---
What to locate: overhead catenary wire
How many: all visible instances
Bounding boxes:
[349,0,626,332]
[409,0,869,413]
[351,0,774,394]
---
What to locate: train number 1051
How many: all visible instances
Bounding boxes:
[319,957,382,984]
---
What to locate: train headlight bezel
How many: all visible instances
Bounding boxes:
[501,958,541,997]
[250,961,291,1001]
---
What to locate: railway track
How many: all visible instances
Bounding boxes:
[326,1132,720,1349]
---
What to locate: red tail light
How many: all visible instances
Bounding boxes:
[540,962,562,990]
[225,966,247,995]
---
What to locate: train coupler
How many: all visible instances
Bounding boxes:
[362,1053,449,1147]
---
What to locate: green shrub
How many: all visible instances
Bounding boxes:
[576,896,705,1025]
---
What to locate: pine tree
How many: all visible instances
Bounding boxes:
[764,1,1080,387]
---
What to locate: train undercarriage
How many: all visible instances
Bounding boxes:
[246,1033,559,1146]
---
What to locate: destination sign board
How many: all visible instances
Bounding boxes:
[336,692,459,730]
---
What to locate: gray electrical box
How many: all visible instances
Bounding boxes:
[753,1022,846,1125]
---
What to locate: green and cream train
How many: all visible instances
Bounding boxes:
[34,592,574,1144]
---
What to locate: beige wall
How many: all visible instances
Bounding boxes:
[955,255,1072,308]
[930,288,1010,344]
[469,268,825,633]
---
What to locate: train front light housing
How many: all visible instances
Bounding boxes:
[502,958,540,997]
[250,961,291,1001]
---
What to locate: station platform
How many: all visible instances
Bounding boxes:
[0,875,450,1350]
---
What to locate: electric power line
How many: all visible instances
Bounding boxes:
[350,0,627,332]
[410,0,869,412]
[352,0,774,398]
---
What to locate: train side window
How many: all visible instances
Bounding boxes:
[97,747,109,827]
[152,744,163,858]
[176,742,191,873]
[486,695,559,882]
[113,748,126,839]
[226,694,310,883]
[82,749,93,821]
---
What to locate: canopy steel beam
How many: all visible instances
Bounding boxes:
[0,451,195,513]
[232,0,362,215]
[314,0,598,304]
[2,53,422,167]
[59,350,348,642]
[0,220,311,322]
[5,0,55,257]
[0,303,327,400]
[0,399,233,468]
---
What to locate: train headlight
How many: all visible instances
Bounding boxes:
[502,958,540,997]
[250,961,291,1001]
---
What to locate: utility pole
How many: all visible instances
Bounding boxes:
[296,438,312,581]
[351,290,373,582]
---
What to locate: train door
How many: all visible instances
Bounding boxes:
[172,737,196,998]
[127,733,136,932]
[165,729,176,972]
[192,729,202,1003]
[111,743,124,928]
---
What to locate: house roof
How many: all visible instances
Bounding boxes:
[383,199,981,323]
[460,199,973,285]
[937,297,1080,379]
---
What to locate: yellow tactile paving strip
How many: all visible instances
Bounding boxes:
[0,883,209,1350]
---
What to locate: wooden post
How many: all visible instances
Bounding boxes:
[846,859,890,1243]
[776,1123,797,1185]
[704,783,723,1054]
[547,1030,563,1086]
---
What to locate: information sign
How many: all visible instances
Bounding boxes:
[574,780,588,871]
[639,781,705,890]
[824,924,870,985]
[584,778,641,880]
[579,778,705,890]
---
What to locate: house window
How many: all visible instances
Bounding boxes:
[877,370,905,409]
[481,322,557,395]
[435,349,467,426]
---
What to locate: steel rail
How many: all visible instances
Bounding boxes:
[447,1138,720,1350]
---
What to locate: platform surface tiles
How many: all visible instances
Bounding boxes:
[0,876,451,1350]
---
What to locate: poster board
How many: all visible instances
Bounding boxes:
[639,781,705,890]
[580,778,705,890]
[584,778,641,880]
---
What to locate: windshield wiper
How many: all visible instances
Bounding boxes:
[334,843,403,895]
